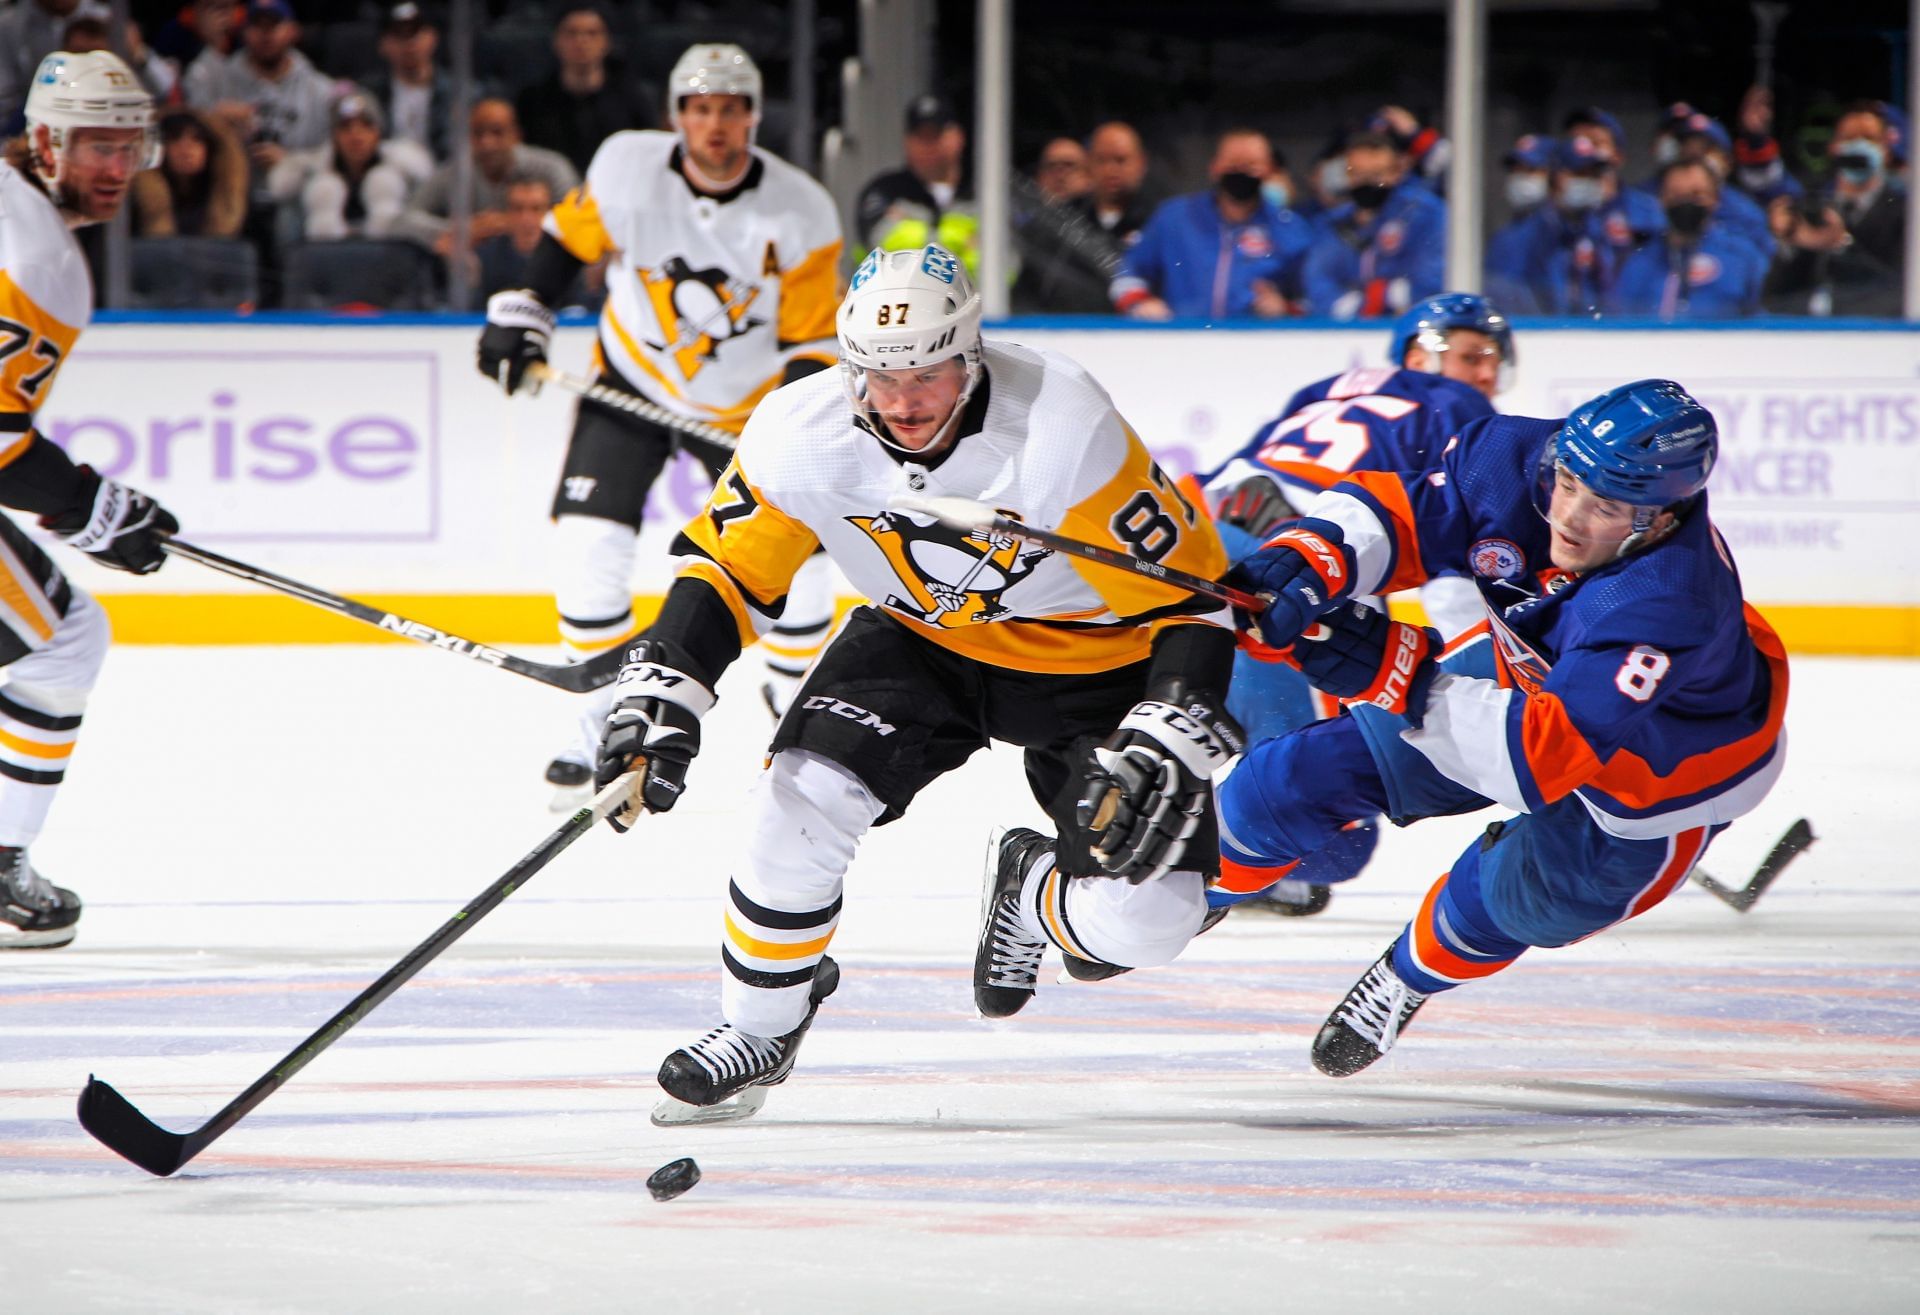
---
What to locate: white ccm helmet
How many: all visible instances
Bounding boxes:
[837,245,985,453]
[24,51,160,187]
[667,44,762,144]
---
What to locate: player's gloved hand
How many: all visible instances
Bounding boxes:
[1228,516,1356,650]
[41,466,179,575]
[477,288,555,395]
[1076,681,1244,884]
[593,639,716,832]
[1292,601,1442,727]
[1211,474,1291,539]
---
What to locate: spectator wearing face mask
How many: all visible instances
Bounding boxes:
[1500,134,1554,217]
[1638,104,1772,267]
[1764,100,1908,317]
[1484,134,1654,315]
[1299,128,1447,318]
[1110,126,1311,320]
[1610,159,1762,319]
[1292,137,1348,228]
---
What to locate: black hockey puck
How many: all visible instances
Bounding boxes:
[647,1156,701,1202]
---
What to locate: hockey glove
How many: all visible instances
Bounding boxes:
[476,289,555,396]
[1211,474,1291,540]
[593,639,716,831]
[1230,517,1356,650]
[1076,681,1244,884]
[1293,602,1442,727]
[42,467,179,575]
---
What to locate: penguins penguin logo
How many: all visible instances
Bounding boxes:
[639,256,766,379]
[848,509,1051,627]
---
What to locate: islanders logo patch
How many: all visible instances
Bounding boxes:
[1469,537,1526,581]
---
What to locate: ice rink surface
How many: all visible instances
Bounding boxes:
[2,644,1915,1314]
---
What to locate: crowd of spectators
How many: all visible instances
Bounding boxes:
[0,0,1907,319]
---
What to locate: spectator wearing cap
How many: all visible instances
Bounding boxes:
[132,107,250,238]
[1368,104,1449,196]
[1500,133,1554,218]
[515,2,657,177]
[1765,100,1908,317]
[184,0,336,176]
[1638,103,1772,266]
[0,0,109,132]
[1299,128,1446,318]
[1562,103,1665,235]
[1110,127,1311,321]
[394,96,578,260]
[364,3,457,163]
[854,95,977,269]
[268,87,433,242]
[1485,133,1656,315]
[1610,158,1763,319]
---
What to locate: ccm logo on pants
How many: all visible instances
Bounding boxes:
[802,696,896,736]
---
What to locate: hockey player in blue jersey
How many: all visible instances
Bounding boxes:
[1222,379,1788,1076]
[1200,293,1512,917]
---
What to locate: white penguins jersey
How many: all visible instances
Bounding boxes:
[0,161,89,462]
[673,340,1233,675]
[543,130,842,434]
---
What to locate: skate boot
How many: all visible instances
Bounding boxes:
[1060,904,1228,982]
[1311,950,1429,1077]
[653,956,841,1126]
[1247,878,1333,917]
[975,827,1051,1017]
[0,847,81,950]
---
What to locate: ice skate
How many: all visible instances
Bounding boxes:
[1312,950,1428,1077]
[0,847,81,950]
[975,827,1051,1017]
[1243,878,1333,917]
[653,956,841,1126]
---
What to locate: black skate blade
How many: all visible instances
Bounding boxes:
[77,1077,199,1177]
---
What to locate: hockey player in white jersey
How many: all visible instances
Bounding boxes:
[593,245,1243,1123]
[477,44,844,801]
[0,53,181,948]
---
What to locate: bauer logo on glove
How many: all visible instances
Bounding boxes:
[1291,602,1441,726]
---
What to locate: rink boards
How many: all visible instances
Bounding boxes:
[36,315,1920,655]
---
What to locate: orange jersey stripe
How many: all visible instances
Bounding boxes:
[1626,826,1707,919]
[1409,874,1514,982]
[1213,854,1300,895]
[1343,470,1428,594]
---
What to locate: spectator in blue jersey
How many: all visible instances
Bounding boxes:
[1299,129,1446,319]
[1110,127,1311,320]
[1564,104,1667,236]
[1611,160,1763,319]
[1198,293,1512,918]
[1292,136,1349,228]
[1484,134,1654,315]
[1221,380,1787,1077]
[1641,105,1772,267]
[1367,104,1449,197]
[1500,133,1554,219]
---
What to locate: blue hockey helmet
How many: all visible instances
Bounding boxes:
[1535,379,1717,548]
[1390,292,1516,391]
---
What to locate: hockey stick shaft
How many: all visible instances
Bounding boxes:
[527,361,738,461]
[164,539,624,694]
[886,493,1271,613]
[77,773,640,1177]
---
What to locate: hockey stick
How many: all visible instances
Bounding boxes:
[77,772,639,1177]
[1690,817,1815,913]
[886,493,1273,613]
[164,539,624,694]
[526,361,738,462]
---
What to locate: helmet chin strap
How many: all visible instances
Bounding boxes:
[852,360,982,458]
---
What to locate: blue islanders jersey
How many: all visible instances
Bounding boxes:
[1302,414,1788,839]
[1202,366,1494,516]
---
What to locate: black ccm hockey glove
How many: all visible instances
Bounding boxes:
[1075,681,1244,884]
[476,289,555,395]
[593,639,716,832]
[41,466,179,574]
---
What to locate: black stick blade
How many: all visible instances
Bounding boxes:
[77,1076,198,1177]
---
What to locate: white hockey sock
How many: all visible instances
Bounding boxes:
[0,592,108,849]
[720,751,882,1037]
[1027,854,1207,969]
